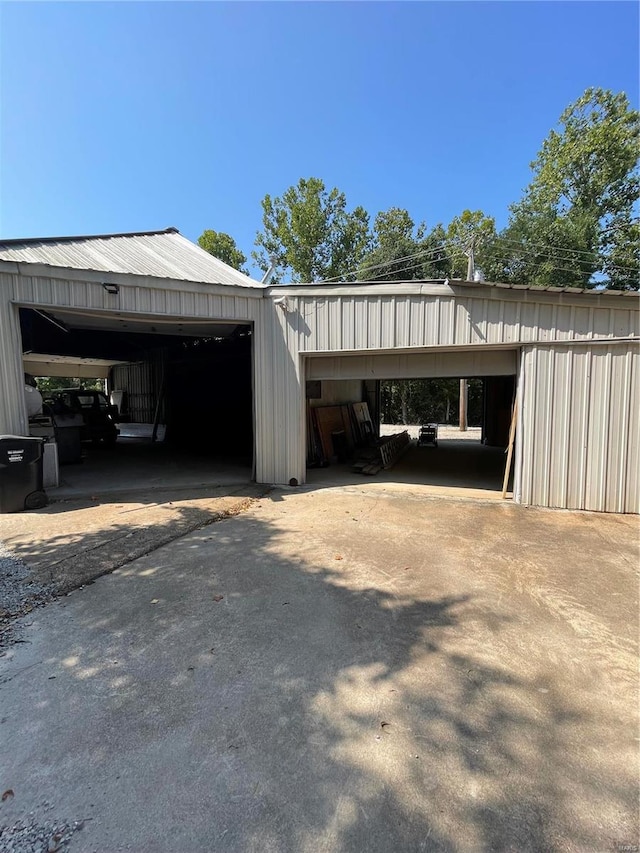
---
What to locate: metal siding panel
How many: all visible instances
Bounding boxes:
[437,299,454,345]
[520,343,638,512]
[0,280,28,435]
[380,297,395,349]
[548,347,572,509]
[501,300,519,343]
[408,296,425,346]
[530,347,551,506]
[394,297,410,347]
[572,306,592,339]
[592,306,613,338]
[537,304,554,341]
[306,349,517,381]
[455,301,470,345]
[518,347,535,506]
[606,348,630,512]
[554,304,574,341]
[584,350,610,510]
[311,298,327,350]
[612,309,636,338]
[623,348,640,513]
[354,297,368,349]
[425,297,440,345]
[521,302,541,342]
[325,298,339,350]
[485,298,503,344]
[566,350,591,509]
[469,299,488,344]
[341,298,355,350]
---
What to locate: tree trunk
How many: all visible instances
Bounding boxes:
[400,384,409,425]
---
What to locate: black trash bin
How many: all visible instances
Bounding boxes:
[0,435,48,513]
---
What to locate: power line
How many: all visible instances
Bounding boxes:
[487,254,625,281]
[494,239,640,275]
[359,253,457,283]
[316,243,449,284]
[497,236,640,269]
[312,234,639,286]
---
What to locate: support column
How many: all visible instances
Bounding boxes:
[0,296,27,435]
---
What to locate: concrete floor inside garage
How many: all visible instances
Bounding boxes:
[50,426,252,501]
[307,427,511,501]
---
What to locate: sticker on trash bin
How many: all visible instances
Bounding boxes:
[7,450,24,462]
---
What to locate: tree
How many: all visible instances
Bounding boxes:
[198,230,248,273]
[380,378,483,426]
[253,177,370,283]
[34,376,103,394]
[445,210,497,279]
[357,208,449,281]
[501,88,639,289]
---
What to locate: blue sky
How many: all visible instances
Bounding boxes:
[1,1,638,277]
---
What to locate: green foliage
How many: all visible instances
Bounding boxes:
[35,376,103,394]
[198,230,248,273]
[500,88,639,289]
[380,379,483,427]
[358,208,449,281]
[445,210,497,279]
[253,177,370,283]
[198,88,637,290]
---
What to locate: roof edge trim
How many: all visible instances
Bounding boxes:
[0,227,180,247]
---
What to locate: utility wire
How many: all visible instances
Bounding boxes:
[313,233,639,285]
[486,254,627,281]
[494,239,640,275]
[355,254,457,283]
[316,243,449,284]
[497,236,640,269]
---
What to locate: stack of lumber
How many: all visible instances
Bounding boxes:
[351,430,411,476]
[307,401,375,467]
[378,430,411,468]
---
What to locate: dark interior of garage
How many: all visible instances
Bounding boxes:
[20,308,254,495]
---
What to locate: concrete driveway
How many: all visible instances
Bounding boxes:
[0,485,638,852]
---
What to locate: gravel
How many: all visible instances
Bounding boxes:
[0,812,85,853]
[0,544,56,651]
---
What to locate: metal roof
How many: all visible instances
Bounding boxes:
[270,276,639,299]
[0,228,263,289]
[444,278,639,297]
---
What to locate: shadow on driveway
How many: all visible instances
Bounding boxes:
[0,489,637,851]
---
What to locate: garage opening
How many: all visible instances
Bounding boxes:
[20,307,254,498]
[304,349,518,500]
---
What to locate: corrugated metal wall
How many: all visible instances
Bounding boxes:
[0,297,28,436]
[4,269,261,322]
[271,287,639,353]
[0,268,267,476]
[519,342,640,513]
[2,265,639,509]
[110,359,164,423]
[306,349,517,380]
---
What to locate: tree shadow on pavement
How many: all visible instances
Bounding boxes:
[0,500,637,853]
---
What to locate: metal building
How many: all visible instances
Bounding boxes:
[1,230,638,513]
[262,280,639,513]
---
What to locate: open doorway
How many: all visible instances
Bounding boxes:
[305,356,517,500]
[20,307,254,499]
[377,376,515,493]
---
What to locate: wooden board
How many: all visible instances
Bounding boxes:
[314,406,347,460]
[352,402,374,444]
